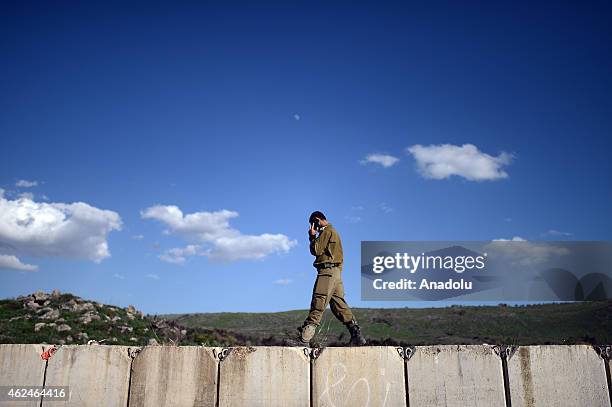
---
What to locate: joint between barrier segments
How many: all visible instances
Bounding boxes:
[489,344,515,407]
[594,345,612,407]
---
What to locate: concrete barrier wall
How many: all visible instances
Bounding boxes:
[129,346,219,407]
[0,344,46,407]
[42,345,132,407]
[406,345,506,407]
[312,346,406,407]
[1,344,611,406]
[507,345,610,407]
[218,346,310,407]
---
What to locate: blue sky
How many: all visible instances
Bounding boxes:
[1,1,611,314]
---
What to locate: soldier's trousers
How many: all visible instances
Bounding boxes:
[305,265,354,326]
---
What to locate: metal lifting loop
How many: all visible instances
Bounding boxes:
[128,347,143,359]
[594,345,612,361]
[218,348,230,361]
[491,344,517,360]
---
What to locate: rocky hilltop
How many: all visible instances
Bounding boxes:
[1,290,247,346]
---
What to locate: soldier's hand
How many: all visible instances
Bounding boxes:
[309,223,317,237]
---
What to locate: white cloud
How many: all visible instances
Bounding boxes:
[113,273,125,280]
[485,237,570,266]
[143,205,296,263]
[492,236,527,242]
[159,245,199,264]
[346,205,364,223]
[360,153,400,168]
[16,179,38,188]
[273,279,292,285]
[0,254,38,271]
[379,202,393,213]
[146,273,160,280]
[18,192,34,200]
[206,234,296,261]
[542,229,573,237]
[293,114,300,121]
[345,215,362,224]
[132,234,144,240]
[141,206,239,241]
[406,143,513,181]
[0,194,122,263]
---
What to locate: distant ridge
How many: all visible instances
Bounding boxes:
[2,291,610,346]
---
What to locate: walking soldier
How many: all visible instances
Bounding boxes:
[298,211,366,346]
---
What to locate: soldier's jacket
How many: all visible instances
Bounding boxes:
[309,223,343,268]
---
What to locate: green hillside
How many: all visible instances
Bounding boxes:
[2,291,610,347]
[162,300,612,346]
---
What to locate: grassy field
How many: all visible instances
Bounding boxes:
[162,300,612,346]
[2,291,610,346]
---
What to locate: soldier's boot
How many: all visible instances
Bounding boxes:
[297,322,317,344]
[345,319,366,346]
